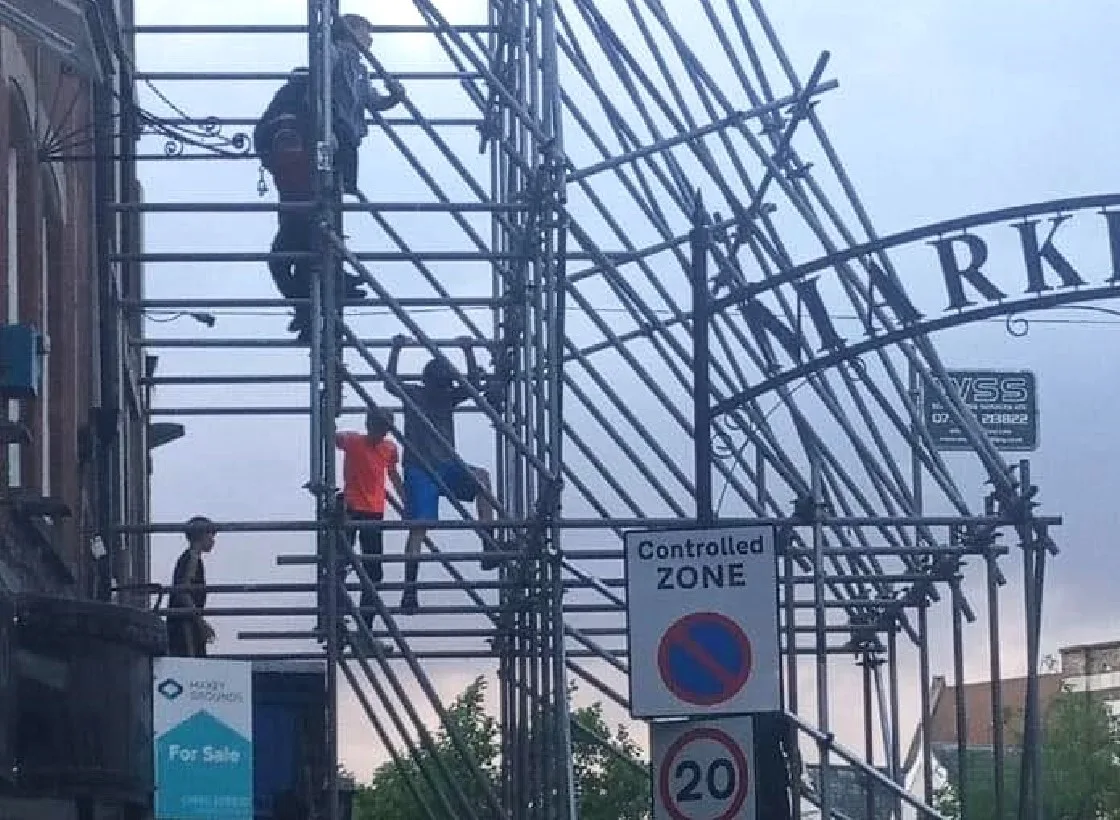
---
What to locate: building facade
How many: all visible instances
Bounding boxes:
[903,638,1120,811]
[0,1,164,818]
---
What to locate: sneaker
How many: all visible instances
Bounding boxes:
[480,528,501,570]
[342,275,367,301]
[288,304,309,333]
[290,311,312,343]
[399,588,418,615]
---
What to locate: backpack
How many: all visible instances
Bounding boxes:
[254,69,312,176]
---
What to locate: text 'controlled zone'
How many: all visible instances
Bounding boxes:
[632,533,768,591]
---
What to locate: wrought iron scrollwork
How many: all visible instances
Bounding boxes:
[137,112,252,158]
[1005,314,1030,338]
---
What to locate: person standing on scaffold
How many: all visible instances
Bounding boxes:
[254,12,404,340]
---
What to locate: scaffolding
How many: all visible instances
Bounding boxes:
[100,1,1056,818]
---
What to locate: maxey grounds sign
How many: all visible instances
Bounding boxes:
[153,658,253,820]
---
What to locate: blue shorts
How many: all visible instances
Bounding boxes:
[404,462,480,520]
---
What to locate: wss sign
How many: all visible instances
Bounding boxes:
[921,369,1038,451]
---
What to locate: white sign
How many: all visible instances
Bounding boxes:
[625,526,779,718]
[153,658,254,820]
[652,717,756,820]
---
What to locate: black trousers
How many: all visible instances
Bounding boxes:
[167,616,207,657]
[347,509,384,627]
[335,141,359,195]
[268,144,361,313]
[269,199,314,303]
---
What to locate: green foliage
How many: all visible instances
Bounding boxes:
[935,690,1120,819]
[351,677,650,819]
[570,701,650,820]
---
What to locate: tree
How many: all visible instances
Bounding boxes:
[351,677,650,819]
[935,689,1120,819]
[570,701,650,820]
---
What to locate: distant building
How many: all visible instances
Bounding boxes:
[1058,640,1120,710]
[903,639,1120,801]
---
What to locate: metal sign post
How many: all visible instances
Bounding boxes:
[625,526,779,719]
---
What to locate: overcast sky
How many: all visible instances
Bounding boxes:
[134,0,1120,783]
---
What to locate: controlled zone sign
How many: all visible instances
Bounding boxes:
[922,369,1038,451]
[153,658,254,820]
[625,526,779,718]
[652,717,755,820]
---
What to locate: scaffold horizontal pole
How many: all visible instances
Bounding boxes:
[136,71,482,81]
[146,406,494,417]
[111,251,528,263]
[150,577,626,595]
[234,627,627,641]
[128,297,501,310]
[112,201,527,213]
[134,336,495,349]
[130,117,483,128]
[119,514,1060,534]
[212,650,624,661]
[127,24,498,34]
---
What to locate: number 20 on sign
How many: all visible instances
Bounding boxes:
[651,717,755,820]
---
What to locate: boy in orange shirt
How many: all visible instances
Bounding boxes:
[336,408,403,634]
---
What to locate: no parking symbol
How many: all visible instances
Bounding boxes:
[658,613,753,707]
[651,718,755,820]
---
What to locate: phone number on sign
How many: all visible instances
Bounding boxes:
[978,413,1029,425]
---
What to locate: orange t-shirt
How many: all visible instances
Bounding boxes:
[336,433,398,514]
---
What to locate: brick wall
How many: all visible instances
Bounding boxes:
[0,27,100,590]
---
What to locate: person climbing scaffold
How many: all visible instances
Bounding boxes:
[386,335,500,614]
[254,12,404,340]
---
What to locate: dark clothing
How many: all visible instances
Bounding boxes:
[335,141,359,195]
[395,383,472,468]
[269,199,314,302]
[346,509,384,629]
[167,548,207,657]
[332,41,374,147]
[254,70,312,176]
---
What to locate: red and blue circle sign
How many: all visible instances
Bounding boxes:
[657,612,753,707]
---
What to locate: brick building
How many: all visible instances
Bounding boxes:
[0,1,164,817]
[903,639,1120,805]
[1,0,152,596]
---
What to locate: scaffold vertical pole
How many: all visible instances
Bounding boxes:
[691,198,712,527]
[309,1,341,818]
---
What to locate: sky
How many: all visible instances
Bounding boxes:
[132,0,1120,788]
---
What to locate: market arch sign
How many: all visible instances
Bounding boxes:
[713,193,1120,415]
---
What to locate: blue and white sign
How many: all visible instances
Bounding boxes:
[153,658,254,820]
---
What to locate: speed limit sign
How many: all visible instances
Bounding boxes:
[651,717,755,820]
